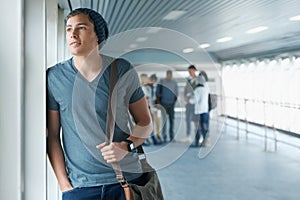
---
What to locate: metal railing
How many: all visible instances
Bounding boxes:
[215,95,300,151]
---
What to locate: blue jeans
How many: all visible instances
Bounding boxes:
[161,103,175,142]
[185,103,194,136]
[62,183,125,200]
[194,113,209,146]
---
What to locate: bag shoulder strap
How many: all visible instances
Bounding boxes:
[105,60,118,145]
[105,60,130,188]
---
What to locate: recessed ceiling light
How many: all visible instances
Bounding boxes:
[136,37,148,42]
[129,44,138,48]
[163,10,186,20]
[182,48,194,53]
[289,15,300,21]
[246,26,269,34]
[216,37,232,43]
[198,43,210,49]
[146,27,162,34]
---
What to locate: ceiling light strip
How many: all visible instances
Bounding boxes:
[216,37,232,43]
[183,48,194,53]
[163,10,187,20]
[246,26,269,34]
[289,15,300,21]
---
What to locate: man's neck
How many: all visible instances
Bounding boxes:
[73,50,103,81]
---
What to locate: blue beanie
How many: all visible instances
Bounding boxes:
[67,8,109,45]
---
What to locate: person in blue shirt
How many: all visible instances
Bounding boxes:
[46,8,152,200]
[156,70,178,143]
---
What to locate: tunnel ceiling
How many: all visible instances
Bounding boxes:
[58,0,300,61]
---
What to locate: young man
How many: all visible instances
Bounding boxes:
[156,70,178,143]
[148,74,162,144]
[183,65,197,141]
[47,8,152,199]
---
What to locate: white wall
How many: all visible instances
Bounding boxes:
[0,0,47,199]
[0,0,23,199]
[46,1,62,200]
[24,0,47,199]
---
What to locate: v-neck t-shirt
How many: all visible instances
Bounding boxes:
[47,55,144,187]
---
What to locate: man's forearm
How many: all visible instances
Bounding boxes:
[127,120,153,147]
[47,136,72,191]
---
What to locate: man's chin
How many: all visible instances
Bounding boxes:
[69,50,82,56]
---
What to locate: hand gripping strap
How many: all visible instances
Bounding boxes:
[105,60,129,188]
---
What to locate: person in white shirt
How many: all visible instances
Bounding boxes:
[193,74,209,147]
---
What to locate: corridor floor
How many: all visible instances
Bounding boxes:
[144,116,300,200]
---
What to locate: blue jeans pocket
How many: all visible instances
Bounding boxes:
[62,188,80,199]
[63,188,77,193]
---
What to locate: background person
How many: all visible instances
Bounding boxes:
[183,65,197,142]
[192,74,209,147]
[139,73,153,145]
[156,70,178,143]
[148,73,162,144]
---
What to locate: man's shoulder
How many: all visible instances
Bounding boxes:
[115,57,132,71]
[48,58,71,71]
[114,57,134,77]
[47,58,72,78]
[102,54,132,71]
[171,79,178,85]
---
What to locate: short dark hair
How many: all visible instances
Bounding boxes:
[150,74,157,81]
[188,65,197,70]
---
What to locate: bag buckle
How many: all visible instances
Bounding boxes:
[116,174,129,188]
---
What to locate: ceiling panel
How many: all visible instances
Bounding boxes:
[58,0,300,61]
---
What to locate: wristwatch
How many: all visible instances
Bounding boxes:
[123,139,137,153]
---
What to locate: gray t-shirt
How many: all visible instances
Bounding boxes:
[47,55,144,188]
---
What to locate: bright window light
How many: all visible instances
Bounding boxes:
[289,15,300,21]
[182,48,194,53]
[216,37,232,43]
[198,43,210,49]
[258,60,265,66]
[295,57,300,67]
[269,60,277,66]
[246,26,269,34]
[163,10,186,20]
[223,58,300,134]
[240,63,246,68]
[282,58,290,65]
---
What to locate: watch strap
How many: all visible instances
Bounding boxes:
[124,139,135,152]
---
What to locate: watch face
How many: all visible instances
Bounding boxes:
[124,139,133,152]
[129,143,135,150]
